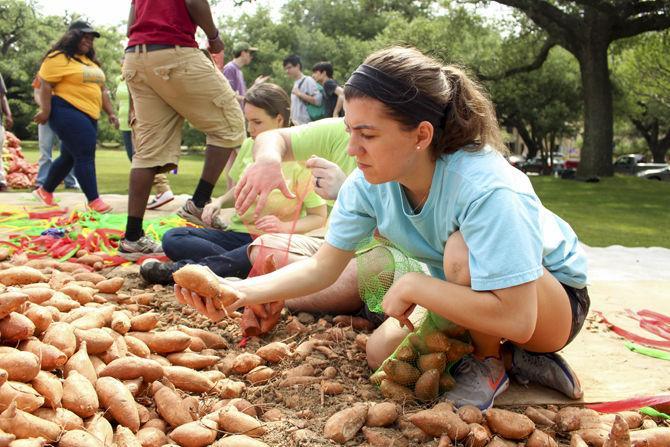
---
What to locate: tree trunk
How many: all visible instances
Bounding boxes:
[577,40,614,177]
[651,127,670,163]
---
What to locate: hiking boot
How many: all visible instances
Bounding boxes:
[443,355,509,411]
[87,198,113,214]
[33,186,56,206]
[509,345,583,399]
[118,236,163,261]
[177,199,206,226]
[140,259,178,285]
[147,190,175,210]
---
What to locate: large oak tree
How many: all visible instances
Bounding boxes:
[483,1,670,176]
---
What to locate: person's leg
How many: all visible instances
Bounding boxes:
[162,228,253,261]
[0,125,6,188]
[36,123,54,187]
[47,101,100,202]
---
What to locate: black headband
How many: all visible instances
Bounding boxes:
[345,64,447,127]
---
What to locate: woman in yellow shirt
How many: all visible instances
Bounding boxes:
[33,21,119,213]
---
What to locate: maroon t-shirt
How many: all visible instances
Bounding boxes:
[128,0,198,47]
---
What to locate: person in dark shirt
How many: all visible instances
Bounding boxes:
[312,61,344,118]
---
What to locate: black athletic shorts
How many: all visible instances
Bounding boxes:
[561,283,591,348]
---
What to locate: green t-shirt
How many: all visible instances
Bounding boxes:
[226,137,327,234]
[290,118,355,175]
[115,78,131,132]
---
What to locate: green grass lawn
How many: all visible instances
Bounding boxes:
[14,144,670,248]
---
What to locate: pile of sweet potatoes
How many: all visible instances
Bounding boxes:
[1,258,669,447]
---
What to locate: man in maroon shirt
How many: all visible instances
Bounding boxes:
[119,0,246,258]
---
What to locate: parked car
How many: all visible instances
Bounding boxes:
[507,154,526,170]
[613,154,668,175]
[637,166,670,181]
[520,153,564,175]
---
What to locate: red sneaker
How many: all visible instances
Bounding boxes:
[87,198,113,214]
[33,187,56,206]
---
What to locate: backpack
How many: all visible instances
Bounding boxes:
[299,78,327,121]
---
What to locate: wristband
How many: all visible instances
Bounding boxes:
[207,29,220,41]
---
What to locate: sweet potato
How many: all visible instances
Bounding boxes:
[383,359,421,386]
[0,291,28,320]
[232,353,265,375]
[9,437,47,447]
[40,292,80,312]
[85,412,114,446]
[0,370,5,389]
[246,366,276,384]
[415,368,440,401]
[177,325,227,349]
[486,408,535,440]
[0,403,61,441]
[466,423,491,447]
[488,436,521,447]
[188,336,206,352]
[130,312,159,332]
[0,267,45,286]
[150,381,194,427]
[380,379,415,401]
[59,284,94,305]
[601,411,643,430]
[58,429,104,447]
[73,272,106,284]
[128,330,192,353]
[418,352,447,373]
[18,338,67,370]
[525,407,557,426]
[169,419,219,447]
[135,427,167,447]
[212,435,270,447]
[63,341,97,384]
[164,366,214,393]
[19,287,53,304]
[218,406,266,437]
[458,405,484,424]
[22,303,52,334]
[0,381,44,412]
[445,338,474,361]
[527,429,559,447]
[42,321,76,357]
[323,404,368,444]
[69,310,106,330]
[100,356,164,383]
[0,350,40,382]
[630,427,670,446]
[408,408,470,440]
[73,327,114,354]
[141,418,167,432]
[321,381,344,395]
[96,376,141,432]
[361,426,409,447]
[0,312,35,340]
[256,341,292,363]
[365,402,399,427]
[215,378,246,399]
[124,335,151,358]
[424,331,452,353]
[114,426,142,447]
[111,311,132,334]
[30,371,62,409]
[62,370,99,418]
[96,277,124,294]
[166,352,219,369]
[556,407,601,432]
[33,407,83,431]
[173,264,241,308]
[76,254,103,266]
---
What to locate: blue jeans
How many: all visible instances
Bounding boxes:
[122,130,133,161]
[37,122,78,188]
[43,96,99,201]
[162,227,253,278]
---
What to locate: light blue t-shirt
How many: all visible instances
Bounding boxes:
[326,147,587,291]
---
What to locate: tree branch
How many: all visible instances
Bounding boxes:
[480,38,556,81]
[613,12,670,39]
[492,0,581,46]
[622,0,670,19]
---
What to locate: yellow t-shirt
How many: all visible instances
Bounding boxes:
[38,52,105,120]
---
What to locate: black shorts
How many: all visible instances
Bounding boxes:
[561,283,591,348]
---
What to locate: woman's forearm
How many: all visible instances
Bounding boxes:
[235,243,353,306]
[289,206,327,234]
[38,80,52,114]
[102,88,116,117]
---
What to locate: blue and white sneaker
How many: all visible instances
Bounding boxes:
[509,345,583,399]
[443,355,509,411]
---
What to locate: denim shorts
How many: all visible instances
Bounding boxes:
[561,283,591,348]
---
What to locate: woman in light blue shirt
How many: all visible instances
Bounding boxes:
[174,46,589,410]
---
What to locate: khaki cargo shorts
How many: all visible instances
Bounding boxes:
[122,46,246,171]
[247,233,325,258]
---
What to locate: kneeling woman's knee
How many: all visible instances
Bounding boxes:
[162,228,190,260]
[443,231,471,286]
